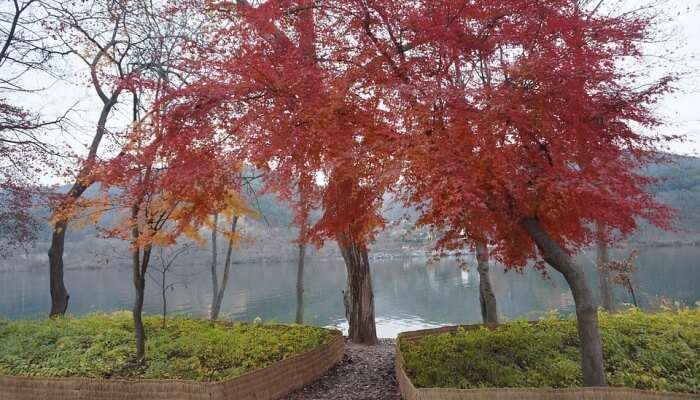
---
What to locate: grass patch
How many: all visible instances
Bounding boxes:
[0,311,334,381]
[400,307,700,393]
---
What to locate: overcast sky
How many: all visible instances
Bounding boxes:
[650,0,700,156]
[14,0,700,186]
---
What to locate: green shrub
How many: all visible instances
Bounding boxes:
[400,307,700,393]
[0,312,333,381]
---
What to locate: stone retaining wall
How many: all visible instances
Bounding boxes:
[0,329,344,400]
[396,324,699,400]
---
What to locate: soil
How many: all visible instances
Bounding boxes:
[283,338,401,400]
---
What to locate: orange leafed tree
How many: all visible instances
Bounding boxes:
[89,77,252,362]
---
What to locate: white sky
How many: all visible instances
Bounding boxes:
[649,0,700,156]
[12,0,700,186]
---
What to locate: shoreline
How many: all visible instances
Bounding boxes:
[2,240,700,273]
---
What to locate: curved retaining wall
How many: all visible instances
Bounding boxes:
[396,324,700,400]
[0,329,344,400]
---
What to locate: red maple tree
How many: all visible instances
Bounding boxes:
[373,0,675,386]
[145,0,404,344]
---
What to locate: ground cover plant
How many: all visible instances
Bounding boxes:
[400,308,700,393]
[0,312,333,381]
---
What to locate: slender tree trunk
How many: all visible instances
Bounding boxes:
[520,217,606,387]
[595,229,613,312]
[210,213,219,320]
[627,280,638,307]
[475,242,498,324]
[295,242,306,324]
[131,204,151,364]
[211,216,238,321]
[161,269,167,329]
[132,245,151,364]
[295,182,310,325]
[337,233,378,345]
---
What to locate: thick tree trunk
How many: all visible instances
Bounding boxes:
[211,216,237,321]
[475,242,498,324]
[337,234,378,345]
[47,95,117,317]
[48,182,90,317]
[48,220,70,317]
[520,217,606,387]
[295,242,306,324]
[48,181,89,317]
[596,233,613,312]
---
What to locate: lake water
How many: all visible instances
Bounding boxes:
[1,246,698,337]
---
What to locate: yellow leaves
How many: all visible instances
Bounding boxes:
[219,189,257,221]
[50,191,111,232]
[181,223,206,246]
[66,156,256,254]
[221,228,242,248]
[124,188,257,250]
[148,231,178,248]
[48,201,75,225]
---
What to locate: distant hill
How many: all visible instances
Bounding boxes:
[30,154,700,237]
[631,154,700,244]
[2,154,700,270]
[234,154,700,247]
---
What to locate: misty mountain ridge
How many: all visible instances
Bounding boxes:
[2,154,699,271]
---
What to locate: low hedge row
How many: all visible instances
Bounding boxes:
[400,307,700,394]
[0,312,333,382]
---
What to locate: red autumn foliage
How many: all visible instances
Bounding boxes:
[122,0,676,299]
[144,0,403,248]
[89,85,249,248]
[361,0,677,384]
[370,0,678,268]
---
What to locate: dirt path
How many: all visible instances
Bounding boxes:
[283,339,401,400]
